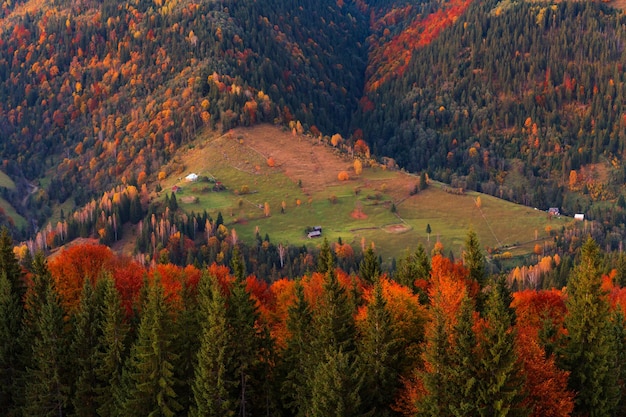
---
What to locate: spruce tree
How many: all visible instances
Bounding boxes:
[0,227,25,299]
[0,271,23,416]
[475,282,527,417]
[463,229,485,288]
[419,292,480,417]
[304,258,362,416]
[561,238,620,417]
[317,238,333,274]
[228,278,274,416]
[190,273,235,417]
[0,228,26,415]
[172,281,201,415]
[94,275,129,417]
[279,280,314,416]
[308,349,363,417]
[70,279,104,417]
[22,253,70,417]
[121,278,182,417]
[359,246,381,284]
[357,280,400,416]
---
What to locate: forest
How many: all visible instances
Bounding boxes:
[3,226,626,417]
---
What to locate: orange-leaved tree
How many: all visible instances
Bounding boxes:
[49,243,114,314]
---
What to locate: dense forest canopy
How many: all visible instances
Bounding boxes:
[3,228,626,416]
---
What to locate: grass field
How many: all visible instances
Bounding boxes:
[0,197,26,229]
[157,125,569,262]
[0,170,15,190]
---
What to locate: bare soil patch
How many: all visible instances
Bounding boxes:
[350,208,368,219]
[383,224,411,233]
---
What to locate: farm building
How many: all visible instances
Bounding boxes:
[171,185,182,193]
[185,173,199,182]
[574,214,585,221]
[308,230,321,238]
[548,207,560,216]
[307,226,323,238]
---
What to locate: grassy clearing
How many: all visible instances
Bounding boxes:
[0,170,15,190]
[0,197,26,229]
[157,125,562,261]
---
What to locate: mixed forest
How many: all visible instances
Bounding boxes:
[2,0,626,247]
[5,0,626,413]
[3,228,626,416]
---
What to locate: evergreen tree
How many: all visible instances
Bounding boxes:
[313,263,356,354]
[172,281,201,415]
[190,273,235,417]
[419,292,480,417]
[561,238,620,417]
[304,261,362,416]
[0,227,25,299]
[394,244,430,301]
[475,282,527,417]
[94,275,129,417]
[231,245,246,281]
[418,302,456,417]
[357,280,400,416]
[317,238,334,274]
[308,349,363,417]
[22,253,70,417]
[359,246,381,284]
[0,271,23,417]
[121,278,182,417]
[463,229,485,288]
[70,279,105,417]
[228,278,274,416]
[279,280,314,417]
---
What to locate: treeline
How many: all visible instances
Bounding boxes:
[3,229,626,416]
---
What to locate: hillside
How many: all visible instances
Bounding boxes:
[141,124,567,264]
[2,0,626,252]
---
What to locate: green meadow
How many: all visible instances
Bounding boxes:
[159,126,570,262]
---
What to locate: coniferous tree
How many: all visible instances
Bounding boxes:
[463,229,485,288]
[308,349,363,417]
[0,271,23,417]
[359,246,381,284]
[394,244,430,298]
[173,280,201,415]
[305,256,362,416]
[0,214,26,417]
[317,238,333,274]
[476,281,527,417]
[190,273,235,417]
[419,293,478,417]
[279,280,314,417]
[228,277,274,416]
[357,280,401,416]
[70,279,105,417]
[22,253,71,417]
[121,278,182,417]
[94,275,129,417]
[0,227,25,299]
[561,238,621,417]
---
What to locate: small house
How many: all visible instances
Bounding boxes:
[185,173,199,182]
[308,230,321,238]
[548,207,560,216]
[171,185,182,193]
[574,213,585,221]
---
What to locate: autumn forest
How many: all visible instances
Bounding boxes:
[5,0,626,415]
[3,227,626,417]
